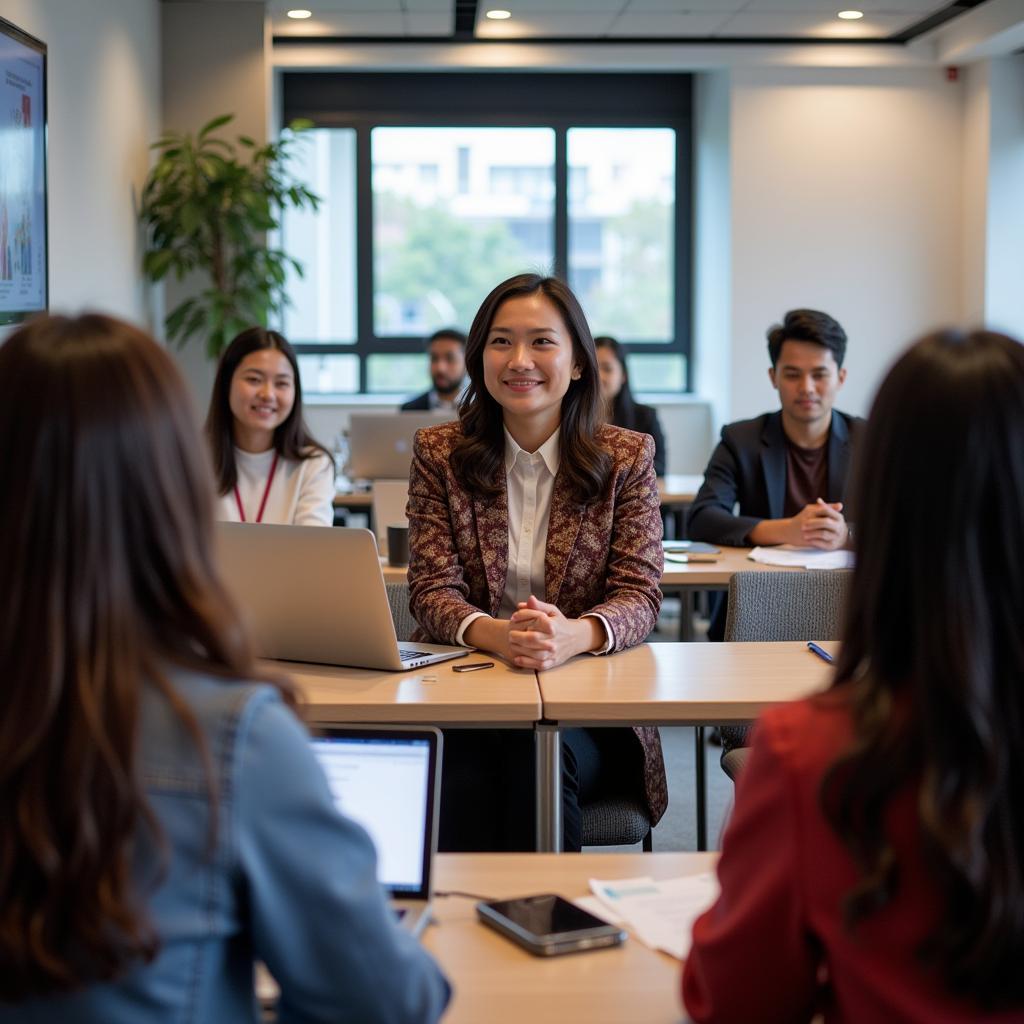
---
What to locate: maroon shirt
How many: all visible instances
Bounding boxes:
[784,435,829,516]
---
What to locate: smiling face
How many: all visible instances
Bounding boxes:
[228,348,295,449]
[482,291,581,444]
[769,339,846,431]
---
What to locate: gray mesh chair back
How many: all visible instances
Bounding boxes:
[582,797,653,851]
[386,582,418,642]
[720,570,851,780]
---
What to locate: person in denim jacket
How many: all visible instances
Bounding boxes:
[0,313,450,1024]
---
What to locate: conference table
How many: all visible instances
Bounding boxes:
[380,545,802,630]
[285,656,541,725]
[336,472,704,516]
[536,641,837,852]
[427,851,713,1024]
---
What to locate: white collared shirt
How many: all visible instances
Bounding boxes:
[455,427,612,653]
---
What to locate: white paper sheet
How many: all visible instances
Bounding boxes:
[748,545,854,570]
[588,873,720,960]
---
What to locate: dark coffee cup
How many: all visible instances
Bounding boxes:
[386,524,410,566]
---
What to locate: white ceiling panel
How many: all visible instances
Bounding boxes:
[269,0,403,10]
[607,12,736,35]
[625,0,750,10]
[485,0,630,12]
[406,12,454,34]
[274,12,406,35]
[740,0,946,10]
[403,0,451,10]
[477,13,623,37]
[716,11,920,36]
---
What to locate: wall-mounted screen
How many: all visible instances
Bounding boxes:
[0,17,47,325]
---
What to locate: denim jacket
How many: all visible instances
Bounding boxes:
[4,668,450,1023]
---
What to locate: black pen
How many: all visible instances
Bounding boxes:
[807,642,834,664]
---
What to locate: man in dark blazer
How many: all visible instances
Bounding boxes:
[689,309,864,650]
[400,328,467,411]
[689,308,863,550]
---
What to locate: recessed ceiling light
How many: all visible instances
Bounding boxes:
[287,9,312,19]
[837,10,864,19]
[486,9,512,19]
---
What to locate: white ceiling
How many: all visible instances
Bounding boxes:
[265,0,961,40]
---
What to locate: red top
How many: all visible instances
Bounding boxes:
[682,694,1023,1023]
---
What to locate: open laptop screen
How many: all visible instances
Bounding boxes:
[311,734,433,895]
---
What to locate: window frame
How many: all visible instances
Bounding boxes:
[280,71,693,394]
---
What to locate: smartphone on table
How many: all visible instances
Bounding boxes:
[476,894,626,956]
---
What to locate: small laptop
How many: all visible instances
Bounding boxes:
[371,479,409,556]
[311,726,441,937]
[348,411,454,480]
[215,523,466,670]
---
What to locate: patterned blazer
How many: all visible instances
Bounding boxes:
[406,419,668,823]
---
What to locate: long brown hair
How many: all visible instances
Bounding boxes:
[205,326,332,495]
[0,313,293,999]
[821,329,1024,1006]
[451,274,611,504]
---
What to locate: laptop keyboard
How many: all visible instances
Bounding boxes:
[398,649,423,661]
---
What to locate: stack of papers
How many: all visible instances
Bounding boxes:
[748,545,854,570]
[581,873,720,960]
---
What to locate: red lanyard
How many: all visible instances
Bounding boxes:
[234,452,279,524]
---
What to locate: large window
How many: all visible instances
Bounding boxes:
[280,72,692,396]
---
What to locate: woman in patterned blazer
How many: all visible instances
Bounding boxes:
[407,273,667,852]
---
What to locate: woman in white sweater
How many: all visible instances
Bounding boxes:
[206,328,335,526]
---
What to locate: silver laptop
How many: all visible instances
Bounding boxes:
[311,726,441,936]
[215,523,466,670]
[348,411,454,480]
[371,479,409,556]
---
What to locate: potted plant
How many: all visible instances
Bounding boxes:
[140,114,320,359]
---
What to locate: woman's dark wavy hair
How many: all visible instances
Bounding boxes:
[205,326,331,495]
[821,329,1024,1007]
[595,335,644,433]
[0,314,294,1000]
[451,274,611,504]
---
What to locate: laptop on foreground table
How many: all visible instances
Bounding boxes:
[216,523,465,670]
[311,726,441,937]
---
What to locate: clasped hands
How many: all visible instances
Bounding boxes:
[789,499,848,550]
[506,595,604,671]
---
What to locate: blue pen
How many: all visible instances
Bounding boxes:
[807,641,834,664]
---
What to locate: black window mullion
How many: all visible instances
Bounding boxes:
[553,125,568,282]
[355,121,374,394]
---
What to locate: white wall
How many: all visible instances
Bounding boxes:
[0,0,161,323]
[727,67,964,421]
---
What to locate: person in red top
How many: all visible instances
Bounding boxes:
[683,328,1024,1023]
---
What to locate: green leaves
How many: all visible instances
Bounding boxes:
[139,112,321,358]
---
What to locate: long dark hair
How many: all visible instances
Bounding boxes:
[0,313,294,999]
[821,329,1024,1006]
[205,326,331,495]
[451,274,611,504]
[595,335,643,432]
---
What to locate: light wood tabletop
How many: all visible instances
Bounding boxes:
[538,640,837,723]
[658,474,703,507]
[275,657,542,725]
[659,545,800,588]
[338,473,703,512]
[427,852,713,1024]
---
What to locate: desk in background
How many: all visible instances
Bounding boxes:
[429,852,713,1024]
[537,641,836,851]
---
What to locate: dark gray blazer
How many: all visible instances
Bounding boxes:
[687,410,864,547]
[400,391,433,412]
